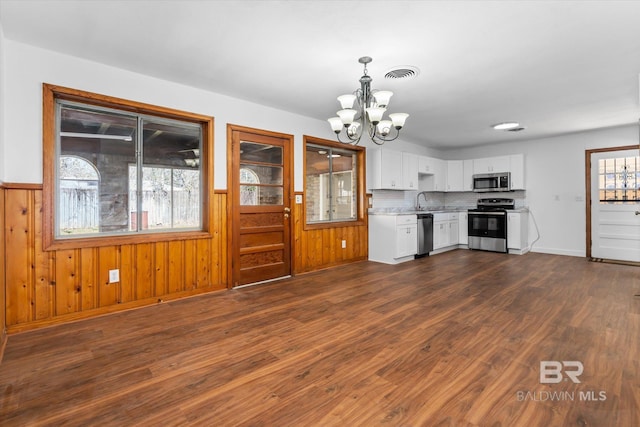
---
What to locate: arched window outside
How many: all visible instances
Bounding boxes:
[59,156,100,234]
[240,167,260,205]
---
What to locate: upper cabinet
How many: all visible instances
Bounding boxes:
[368,149,525,192]
[463,159,474,191]
[472,154,525,190]
[446,160,464,192]
[472,155,510,174]
[418,156,445,191]
[402,152,419,190]
[367,148,418,190]
[509,154,525,190]
[418,156,438,174]
[367,148,402,190]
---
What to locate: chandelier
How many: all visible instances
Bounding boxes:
[327,56,409,145]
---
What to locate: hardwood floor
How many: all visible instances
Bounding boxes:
[1,250,639,426]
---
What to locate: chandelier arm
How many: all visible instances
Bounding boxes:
[371,127,402,145]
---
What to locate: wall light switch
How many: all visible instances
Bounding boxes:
[295,194,303,204]
[341,240,347,249]
[109,269,120,283]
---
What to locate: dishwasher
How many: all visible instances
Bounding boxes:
[416,213,434,257]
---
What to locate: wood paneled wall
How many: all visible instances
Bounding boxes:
[293,192,368,274]
[2,186,368,333]
[0,186,6,353]
[3,185,228,333]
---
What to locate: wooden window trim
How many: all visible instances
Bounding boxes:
[42,83,215,251]
[303,135,366,231]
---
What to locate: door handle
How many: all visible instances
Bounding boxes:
[636,211,640,216]
[284,207,291,213]
[284,213,290,219]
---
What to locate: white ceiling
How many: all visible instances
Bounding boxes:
[2,0,640,149]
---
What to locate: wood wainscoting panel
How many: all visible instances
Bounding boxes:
[293,192,368,274]
[0,186,5,356]
[3,186,228,333]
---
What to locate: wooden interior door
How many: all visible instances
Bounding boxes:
[229,126,292,286]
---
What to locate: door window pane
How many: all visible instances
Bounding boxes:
[598,157,640,203]
[239,141,284,206]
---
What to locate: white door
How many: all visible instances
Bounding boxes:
[590,149,640,262]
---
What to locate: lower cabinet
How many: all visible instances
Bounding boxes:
[458,211,468,245]
[433,213,459,251]
[369,214,417,264]
[508,211,529,254]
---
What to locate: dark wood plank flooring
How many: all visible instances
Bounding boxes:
[1,250,639,426]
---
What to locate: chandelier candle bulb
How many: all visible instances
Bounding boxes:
[377,120,393,136]
[326,56,411,145]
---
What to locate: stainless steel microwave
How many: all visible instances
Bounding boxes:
[472,172,511,192]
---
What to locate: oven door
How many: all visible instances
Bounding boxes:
[468,211,507,238]
[468,210,508,252]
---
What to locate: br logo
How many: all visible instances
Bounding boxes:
[540,361,584,384]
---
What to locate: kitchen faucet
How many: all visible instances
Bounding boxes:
[416,191,429,210]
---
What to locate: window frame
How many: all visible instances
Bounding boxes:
[303,135,366,230]
[43,83,214,250]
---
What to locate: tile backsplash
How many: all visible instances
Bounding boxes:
[371,190,527,210]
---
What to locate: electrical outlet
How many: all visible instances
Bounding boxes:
[341,240,347,249]
[109,269,120,283]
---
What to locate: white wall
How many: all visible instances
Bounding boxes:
[446,125,640,256]
[0,22,5,184]
[1,39,440,190]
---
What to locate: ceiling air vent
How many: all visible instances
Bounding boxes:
[506,127,526,132]
[384,65,420,80]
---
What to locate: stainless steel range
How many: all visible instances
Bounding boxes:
[468,198,515,253]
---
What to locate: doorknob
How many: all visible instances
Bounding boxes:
[284,207,291,213]
[635,211,640,216]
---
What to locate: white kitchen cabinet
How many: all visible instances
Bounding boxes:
[367,148,403,190]
[368,214,417,264]
[418,156,437,174]
[509,154,525,190]
[463,159,474,191]
[402,152,419,190]
[396,223,418,258]
[433,213,459,251]
[433,216,447,250]
[448,214,459,245]
[446,160,464,192]
[508,211,529,254]
[419,157,446,192]
[458,211,468,245]
[473,155,510,174]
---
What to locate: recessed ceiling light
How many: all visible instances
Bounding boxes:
[492,122,521,131]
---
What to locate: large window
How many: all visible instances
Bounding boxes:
[43,84,213,249]
[304,136,365,226]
